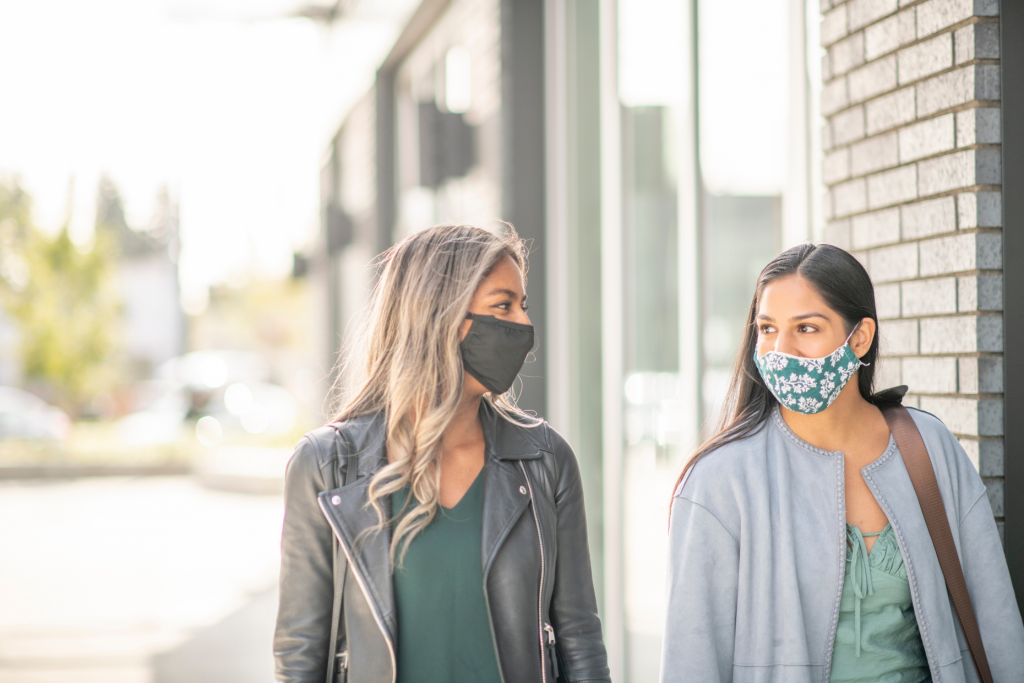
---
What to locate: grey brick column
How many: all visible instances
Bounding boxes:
[819,0,1005,536]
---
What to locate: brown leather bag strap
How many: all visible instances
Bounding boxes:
[881,403,993,683]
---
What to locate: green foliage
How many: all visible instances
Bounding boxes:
[0,181,33,230]
[0,178,121,414]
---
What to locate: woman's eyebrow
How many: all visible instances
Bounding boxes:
[755,312,830,322]
[486,288,520,299]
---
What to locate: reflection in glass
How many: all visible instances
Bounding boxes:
[702,195,781,417]
[618,2,687,679]
[698,0,788,420]
[616,0,796,679]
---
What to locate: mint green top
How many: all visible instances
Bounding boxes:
[390,468,502,683]
[830,523,930,683]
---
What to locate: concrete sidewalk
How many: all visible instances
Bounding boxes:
[0,476,283,683]
[152,587,278,683]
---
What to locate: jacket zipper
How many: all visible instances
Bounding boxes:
[518,461,549,683]
[318,497,397,683]
[336,650,348,682]
[544,622,559,679]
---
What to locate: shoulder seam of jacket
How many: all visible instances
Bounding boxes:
[294,434,329,489]
[297,433,324,465]
[959,487,991,526]
[675,496,740,544]
[307,430,332,470]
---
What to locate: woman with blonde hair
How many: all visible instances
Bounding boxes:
[274,225,609,683]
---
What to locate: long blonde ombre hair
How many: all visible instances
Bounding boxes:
[330,224,538,562]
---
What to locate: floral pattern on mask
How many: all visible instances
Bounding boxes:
[797,357,824,372]
[755,341,863,415]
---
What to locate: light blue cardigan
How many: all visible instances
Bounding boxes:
[660,406,1024,683]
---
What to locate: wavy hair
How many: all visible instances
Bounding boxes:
[673,243,899,495]
[330,224,537,563]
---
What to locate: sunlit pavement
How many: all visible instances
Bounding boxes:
[624,441,676,683]
[0,476,284,683]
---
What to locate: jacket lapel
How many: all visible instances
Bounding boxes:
[317,417,397,645]
[480,402,543,579]
[481,456,532,579]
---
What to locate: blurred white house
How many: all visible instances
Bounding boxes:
[96,178,185,380]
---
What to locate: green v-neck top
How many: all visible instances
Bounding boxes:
[390,467,502,683]
[829,523,929,683]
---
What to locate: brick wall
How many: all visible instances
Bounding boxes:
[819,0,1004,534]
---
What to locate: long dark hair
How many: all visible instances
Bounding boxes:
[674,243,897,494]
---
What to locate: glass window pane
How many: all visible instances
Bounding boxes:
[698,0,788,418]
[618,2,687,680]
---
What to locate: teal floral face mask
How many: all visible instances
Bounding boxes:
[754,329,864,415]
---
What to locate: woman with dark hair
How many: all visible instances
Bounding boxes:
[660,244,1024,682]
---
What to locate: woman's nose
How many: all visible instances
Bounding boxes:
[510,307,530,326]
[772,331,799,356]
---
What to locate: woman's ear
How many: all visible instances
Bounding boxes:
[852,317,876,359]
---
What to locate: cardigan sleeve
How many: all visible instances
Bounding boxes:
[957,489,1024,681]
[660,495,740,683]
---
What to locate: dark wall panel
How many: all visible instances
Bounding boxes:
[1001,1,1024,616]
[375,69,396,256]
[501,0,547,419]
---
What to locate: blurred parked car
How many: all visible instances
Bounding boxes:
[0,387,71,441]
[115,351,300,447]
[116,379,191,446]
[156,350,271,393]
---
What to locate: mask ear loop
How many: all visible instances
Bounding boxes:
[845,322,871,367]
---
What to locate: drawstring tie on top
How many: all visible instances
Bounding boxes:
[847,525,881,657]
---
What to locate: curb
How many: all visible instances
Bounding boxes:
[194,446,290,495]
[0,464,193,480]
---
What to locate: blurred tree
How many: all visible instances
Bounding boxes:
[0,180,33,230]
[0,177,121,415]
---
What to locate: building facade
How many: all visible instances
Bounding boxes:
[822,0,1004,528]
[819,0,1023,593]
[309,0,1023,678]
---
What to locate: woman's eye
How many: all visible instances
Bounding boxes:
[798,324,816,333]
[759,325,775,334]
[521,303,529,312]
[495,302,510,311]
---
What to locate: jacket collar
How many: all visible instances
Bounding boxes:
[337,399,544,465]
[479,399,545,460]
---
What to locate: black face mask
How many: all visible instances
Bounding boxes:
[459,313,535,394]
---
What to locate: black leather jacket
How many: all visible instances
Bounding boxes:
[273,401,610,683]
